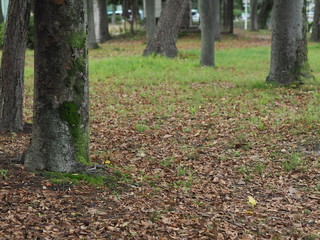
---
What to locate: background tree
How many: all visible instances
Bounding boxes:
[266,0,309,85]
[88,0,99,49]
[0,0,31,132]
[0,3,4,23]
[94,0,111,43]
[145,0,156,41]
[251,0,258,31]
[311,0,320,41]
[143,0,189,58]
[200,0,215,66]
[213,0,220,40]
[222,0,233,34]
[24,0,90,172]
[258,0,273,29]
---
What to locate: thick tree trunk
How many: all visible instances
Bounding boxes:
[200,0,215,67]
[222,0,233,34]
[94,0,111,43]
[143,0,189,58]
[267,0,309,85]
[213,0,221,40]
[311,0,320,41]
[0,0,31,132]
[24,0,90,172]
[258,0,273,29]
[251,0,258,31]
[88,0,99,49]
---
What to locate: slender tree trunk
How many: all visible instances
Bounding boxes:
[145,0,156,41]
[222,0,233,34]
[251,0,258,31]
[24,0,90,172]
[143,0,189,58]
[88,0,99,49]
[0,0,31,132]
[94,0,111,43]
[200,0,215,67]
[213,0,221,40]
[311,0,320,41]
[258,0,273,29]
[267,0,309,85]
[0,4,4,23]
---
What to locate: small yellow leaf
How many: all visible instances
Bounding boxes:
[247,196,257,207]
[104,160,111,164]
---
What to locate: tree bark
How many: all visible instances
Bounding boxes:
[145,0,156,41]
[222,0,233,34]
[311,0,320,41]
[200,0,215,67]
[24,0,90,172]
[180,0,191,29]
[258,0,273,29]
[267,0,309,85]
[94,0,111,43]
[251,0,258,31]
[0,0,31,132]
[143,0,189,58]
[213,0,221,40]
[88,0,99,49]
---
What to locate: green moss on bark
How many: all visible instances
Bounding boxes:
[67,32,86,49]
[59,102,90,165]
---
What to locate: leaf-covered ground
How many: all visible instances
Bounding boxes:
[1,31,320,239]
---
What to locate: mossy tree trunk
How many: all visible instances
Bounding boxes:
[258,0,273,29]
[200,0,215,67]
[266,0,309,85]
[24,0,90,172]
[311,0,320,42]
[0,0,31,132]
[143,0,189,58]
[222,0,233,34]
[94,0,111,43]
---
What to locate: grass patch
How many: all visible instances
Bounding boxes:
[38,170,132,193]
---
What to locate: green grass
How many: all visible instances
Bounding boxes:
[38,170,132,192]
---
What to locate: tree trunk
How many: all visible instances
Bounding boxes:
[88,0,99,49]
[200,0,215,67]
[222,0,233,34]
[267,0,309,85]
[0,0,31,132]
[0,3,4,23]
[251,0,258,31]
[258,0,273,29]
[213,0,221,40]
[180,0,191,29]
[311,0,320,41]
[145,0,156,41]
[24,0,90,172]
[94,0,111,43]
[143,0,189,58]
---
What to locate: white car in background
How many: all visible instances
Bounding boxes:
[191,9,200,23]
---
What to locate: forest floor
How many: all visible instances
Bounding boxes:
[1,30,320,239]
